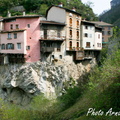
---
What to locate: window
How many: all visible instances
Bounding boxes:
[102,27,105,30]
[97,43,101,47]
[98,34,100,39]
[10,24,13,29]
[26,46,30,50]
[6,43,14,49]
[86,42,90,48]
[90,26,93,30]
[16,24,19,29]
[108,27,111,30]
[69,41,72,48]
[17,43,21,49]
[77,20,79,27]
[14,33,17,39]
[102,37,104,42]
[70,30,72,38]
[57,30,61,38]
[85,26,88,29]
[59,55,62,59]
[77,42,79,47]
[69,18,72,26]
[102,31,104,35]
[108,31,111,35]
[8,33,11,39]
[27,24,30,28]
[84,33,88,37]
[1,44,5,49]
[77,31,79,39]
[89,34,92,38]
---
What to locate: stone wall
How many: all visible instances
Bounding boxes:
[0,59,96,105]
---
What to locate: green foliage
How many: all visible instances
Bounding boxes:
[58,86,83,110]
[0,0,98,20]
[87,49,120,113]
[112,26,120,38]
[54,40,120,120]
[99,47,108,65]
[38,4,49,15]
[23,0,41,12]
[0,95,59,120]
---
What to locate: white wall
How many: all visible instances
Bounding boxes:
[82,25,95,50]
[47,7,66,23]
[94,32,102,50]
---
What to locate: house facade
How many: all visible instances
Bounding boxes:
[40,20,66,62]
[81,21,102,59]
[0,15,41,64]
[46,5,83,62]
[90,21,113,47]
[0,5,104,64]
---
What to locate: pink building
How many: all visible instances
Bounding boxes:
[0,15,41,63]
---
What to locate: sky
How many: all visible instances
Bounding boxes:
[81,0,111,15]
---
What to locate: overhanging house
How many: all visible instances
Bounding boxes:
[40,20,66,62]
[81,20,102,59]
[0,15,41,64]
[90,21,113,47]
[0,4,104,64]
[45,4,84,62]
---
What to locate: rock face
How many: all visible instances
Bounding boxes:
[0,59,96,105]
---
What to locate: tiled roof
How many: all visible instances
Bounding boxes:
[40,20,65,25]
[2,15,42,21]
[81,20,102,29]
[46,5,81,17]
[90,21,113,26]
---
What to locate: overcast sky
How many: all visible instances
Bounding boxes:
[81,0,111,15]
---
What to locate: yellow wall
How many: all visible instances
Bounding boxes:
[66,12,81,50]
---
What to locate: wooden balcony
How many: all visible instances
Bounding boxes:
[76,51,84,60]
[67,47,84,51]
[41,47,54,53]
[40,35,65,41]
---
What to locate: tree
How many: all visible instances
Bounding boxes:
[23,0,41,12]
[38,4,48,15]
[112,26,120,38]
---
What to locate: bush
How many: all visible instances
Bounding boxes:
[0,95,59,120]
[58,86,83,110]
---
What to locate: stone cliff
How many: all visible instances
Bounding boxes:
[0,59,96,105]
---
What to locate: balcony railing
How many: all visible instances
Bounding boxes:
[67,47,84,51]
[41,35,65,41]
[41,47,54,52]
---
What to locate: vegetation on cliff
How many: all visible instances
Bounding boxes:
[0,0,98,21]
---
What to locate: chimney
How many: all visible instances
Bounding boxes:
[7,11,11,17]
[23,11,26,16]
[72,7,76,11]
[58,2,63,7]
